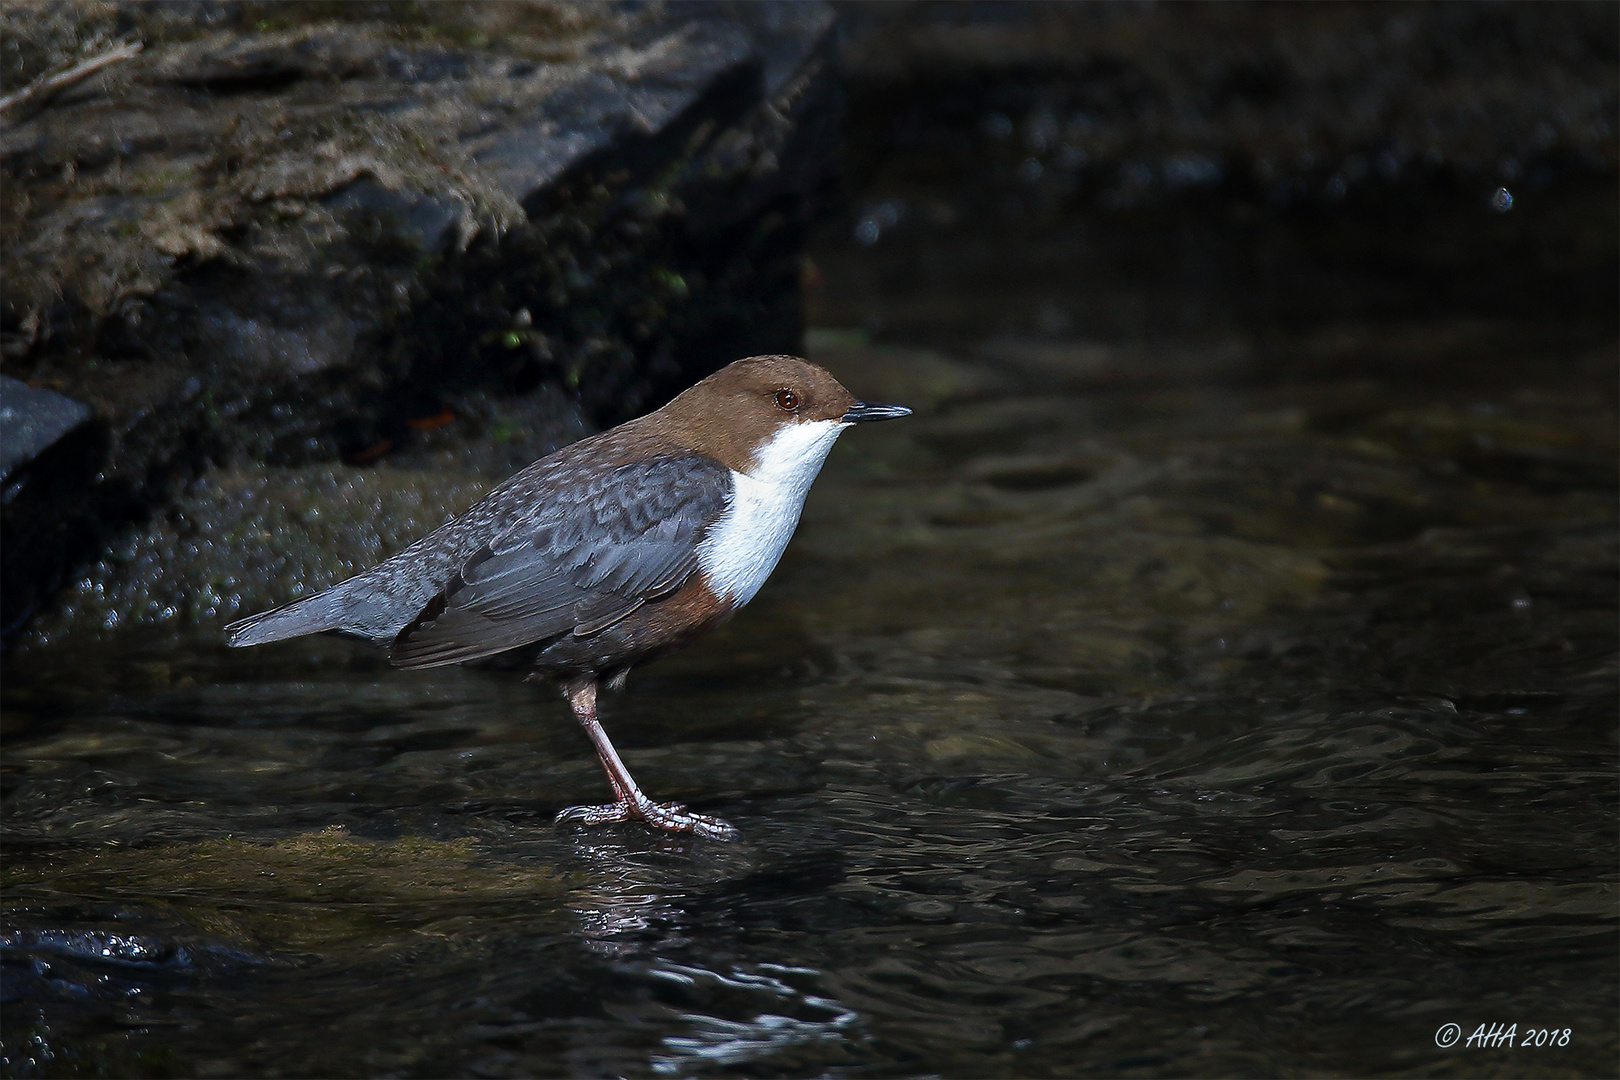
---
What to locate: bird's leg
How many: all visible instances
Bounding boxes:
[553,677,738,841]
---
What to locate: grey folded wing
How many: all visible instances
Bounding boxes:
[390,454,731,668]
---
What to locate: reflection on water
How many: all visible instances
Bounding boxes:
[647,963,863,1076]
[4,194,1617,1075]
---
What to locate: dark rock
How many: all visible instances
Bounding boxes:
[0,0,841,649]
[0,377,107,642]
[0,376,92,482]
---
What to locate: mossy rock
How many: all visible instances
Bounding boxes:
[3,826,573,956]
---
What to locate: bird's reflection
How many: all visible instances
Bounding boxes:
[563,830,866,1073]
[565,832,702,955]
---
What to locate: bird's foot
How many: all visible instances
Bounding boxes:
[555,797,738,841]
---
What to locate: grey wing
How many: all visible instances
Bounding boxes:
[390,455,731,669]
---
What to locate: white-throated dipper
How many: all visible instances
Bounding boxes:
[225,356,910,840]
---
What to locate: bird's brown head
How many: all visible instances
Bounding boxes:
[651,355,910,473]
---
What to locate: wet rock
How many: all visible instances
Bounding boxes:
[0,376,106,643]
[0,826,571,1015]
[22,463,491,642]
[0,375,92,481]
[1,1,840,647]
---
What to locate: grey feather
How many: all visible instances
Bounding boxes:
[389,454,730,668]
[224,590,345,646]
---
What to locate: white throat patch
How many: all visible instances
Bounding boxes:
[696,419,849,606]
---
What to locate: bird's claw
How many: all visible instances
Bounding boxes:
[555,797,738,841]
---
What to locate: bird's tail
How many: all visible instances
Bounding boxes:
[224,591,344,647]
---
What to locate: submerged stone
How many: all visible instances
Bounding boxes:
[2,826,573,955]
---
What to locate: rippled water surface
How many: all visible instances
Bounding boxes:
[5,191,1618,1077]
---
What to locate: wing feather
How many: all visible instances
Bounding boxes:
[390,454,730,668]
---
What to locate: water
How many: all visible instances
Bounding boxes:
[4,189,1617,1076]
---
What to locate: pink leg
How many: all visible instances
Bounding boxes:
[553,678,738,841]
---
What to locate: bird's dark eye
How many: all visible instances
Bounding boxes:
[774,389,799,411]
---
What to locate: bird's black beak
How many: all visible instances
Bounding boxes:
[842,401,912,422]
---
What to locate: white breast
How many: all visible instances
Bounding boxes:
[697,418,849,606]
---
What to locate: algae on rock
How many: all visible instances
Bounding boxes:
[3,826,572,955]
